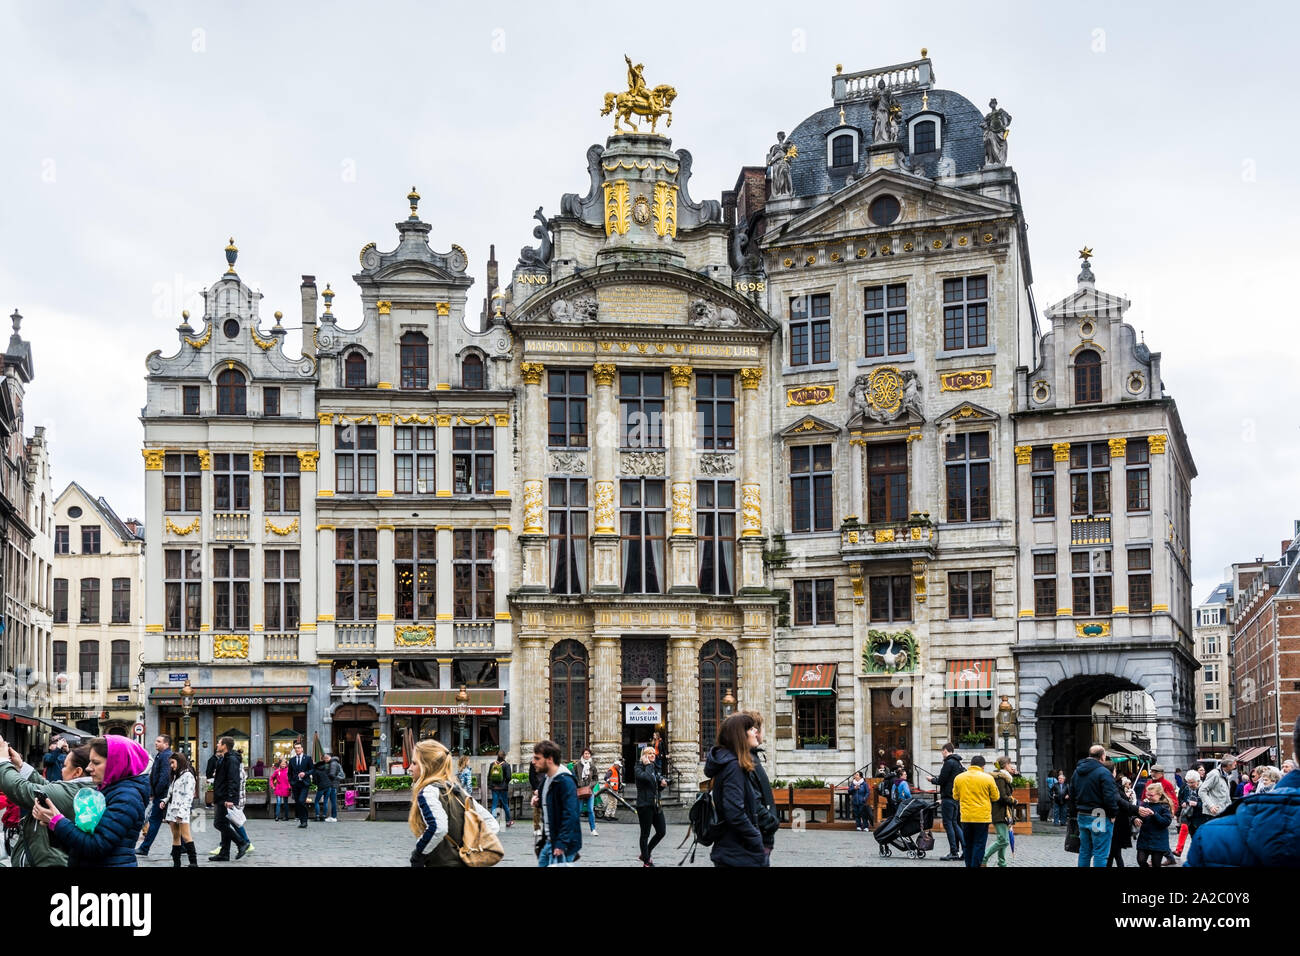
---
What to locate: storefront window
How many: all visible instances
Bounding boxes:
[475,717,501,754]
[452,659,499,688]
[393,659,439,689]
[212,711,251,762]
[161,708,199,763]
[268,708,307,765]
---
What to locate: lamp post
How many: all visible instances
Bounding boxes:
[722,687,736,719]
[455,685,470,755]
[180,678,195,761]
[997,695,1016,761]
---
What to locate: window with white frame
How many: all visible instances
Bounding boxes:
[336,424,378,494]
[212,547,250,631]
[789,294,831,366]
[942,275,988,351]
[264,455,300,513]
[864,284,907,358]
[1204,691,1220,712]
[395,425,436,494]
[395,530,437,621]
[1071,550,1112,615]
[264,549,300,631]
[909,115,941,154]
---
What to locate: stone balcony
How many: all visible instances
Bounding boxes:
[212,512,251,541]
[839,514,937,564]
[453,622,494,648]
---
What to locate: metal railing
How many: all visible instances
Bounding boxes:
[1070,517,1111,545]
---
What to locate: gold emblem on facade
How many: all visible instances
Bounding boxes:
[632,195,652,225]
[652,182,677,238]
[865,366,905,419]
[603,181,630,236]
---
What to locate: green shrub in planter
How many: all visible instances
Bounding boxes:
[374,775,413,791]
[510,772,530,783]
[791,778,828,789]
[244,778,268,792]
[1011,775,1036,789]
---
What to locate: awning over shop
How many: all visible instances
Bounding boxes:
[149,685,311,707]
[33,715,92,738]
[1111,739,1151,759]
[1235,745,1268,763]
[786,663,837,697]
[945,659,995,698]
[383,689,505,716]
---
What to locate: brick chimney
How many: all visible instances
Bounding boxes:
[300,275,317,358]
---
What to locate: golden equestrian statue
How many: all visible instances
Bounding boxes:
[601,54,677,135]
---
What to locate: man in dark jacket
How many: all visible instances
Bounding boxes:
[288,739,313,828]
[42,739,67,782]
[211,736,248,861]
[136,734,173,856]
[533,739,581,866]
[528,756,545,836]
[1070,744,1120,867]
[1188,717,1300,867]
[929,742,964,860]
[487,750,512,827]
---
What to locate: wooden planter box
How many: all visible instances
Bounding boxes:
[786,788,835,827]
[1011,787,1033,834]
[368,787,414,821]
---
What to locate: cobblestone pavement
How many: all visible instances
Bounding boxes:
[137,811,1098,867]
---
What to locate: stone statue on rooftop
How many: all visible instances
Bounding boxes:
[767,131,794,198]
[982,98,1012,167]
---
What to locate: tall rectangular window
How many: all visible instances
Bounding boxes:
[395,530,436,621]
[945,432,991,522]
[696,373,735,450]
[54,525,69,554]
[1126,439,1150,512]
[1031,446,1055,518]
[335,424,377,495]
[1128,547,1152,613]
[395,426,436,495]
[79,578,100,624]
[81,526,101,554]
[620,479,666,594]
[263,386,280,417]
[790,445,833,532]
[1071,550,1112,615]
[400,333,429,390]
[948,570,993,619]
[264,549,301,631]
[453,529,495,620]
[335,529,378,621]
[547,370,588,448]
[867,441,908,523]
[697,480,736,596]
[79,641,99,692]
[111,578,130,624]
[452,426,494,494]
[619,372,665,448]
[182,385,200,416]
[264,454,301,513]
[789,293,832,366]
[53,578,68,623]
[794,579,836,626]
[53,640,67,676]
[1033,553,1057,617]
[1070,442,1111,514]
[110,640,131,690]
[164,549,201,632]
[864,284,907,358]
[795,697,837,749]
[165,454,203,512]
[213,453,251,511]
[942,274,988,351]
[549,479,588,595]
[212,547,250,631]
[868,575,911,622]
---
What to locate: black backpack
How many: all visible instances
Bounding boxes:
[677,786,723,865]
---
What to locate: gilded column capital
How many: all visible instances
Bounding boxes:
[142,448,166,471]
[1013,445,1032,466]
[592,363,617,387]
[251,450,265,471]
[1051,441,1070,463]
[196,449,211,471]
[739,368,763,390]
[318,412,334,426]
[1108,437,1127,458]
[1147,434,1168,454]
[297,450,320,472]
[376,413,393,426]
[520,362,545,386]
[669,365,693,388]
[494,413,510,427]
[436,414,452,427]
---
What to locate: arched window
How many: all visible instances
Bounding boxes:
[550,640,588,762]
[1074,349,1102,405]
[400,332,429,390]
[344,352,367,388]
[912,119,937,153]
[461,353,484,390]
[699,640,737,753]
[216,368,246,415]
[831,133,855,167]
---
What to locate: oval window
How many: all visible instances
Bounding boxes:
[223,318,240,339]
[868,195,901,226]
[67,506,83,519]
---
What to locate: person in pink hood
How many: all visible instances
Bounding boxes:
[270,757,292,821]
[32,735,150,867]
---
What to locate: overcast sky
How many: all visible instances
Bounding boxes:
[1,1,1294,603]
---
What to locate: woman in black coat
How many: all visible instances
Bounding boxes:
[634,746,667,865]
[1108,772,1140,867]
[702,712,766,867]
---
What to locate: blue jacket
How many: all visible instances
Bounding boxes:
[1134,801,1172,852]
[703,746,766,867]
[542,769,582,856]
[1186,770,1300,867]
[51,774,149,867]
[148,748,173,800]
[1069,757,1119,818]
[849,779,870,805]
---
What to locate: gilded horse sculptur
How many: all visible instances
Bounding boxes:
[600,85,677,135]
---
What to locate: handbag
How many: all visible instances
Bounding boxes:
[227,806,247,827]
[1064,814,1081,854]
[576,785,593,798]
[916,830,935,851]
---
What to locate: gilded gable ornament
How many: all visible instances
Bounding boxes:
[851,366,922,423]
[600,55,677,135]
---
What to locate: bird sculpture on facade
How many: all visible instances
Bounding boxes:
[873,639,909,672]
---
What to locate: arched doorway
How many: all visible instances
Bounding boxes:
[549,640,589,763]
[331,703,379,778]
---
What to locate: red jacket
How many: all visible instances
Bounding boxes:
[271,766,291,797]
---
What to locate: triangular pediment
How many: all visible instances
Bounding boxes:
[780,414,841,438]
[1044,284,1131,320]
[936,400,1000,426]
[769,169,1016,244]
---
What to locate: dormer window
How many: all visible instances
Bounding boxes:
[826,128,860,170]
[216,368,246,415]
[345,351,367,388]
[1074,349,1102,404]
[908,114,943,154]
[400,332,429,390]
[461,353,485,390]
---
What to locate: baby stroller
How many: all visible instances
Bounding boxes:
[873,796,936,859]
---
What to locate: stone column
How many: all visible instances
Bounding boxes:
[1147,433,1171,613]
[738,368,765,591]
[518,363,548,592]
[847,437,865,522]
[315,523,335,652]
[1107,437,1130,613]
[494,412,512,501]
[668,365,697,592]
[142,451,166,631]
[493,525,511,648]
[297,451,320,659]
[590,363,620,591]
[376,526,395,650]
[591,634,621,769]
[376,414,394,496]
[517,633,548,757]
[435,414,452,496]
[436,525,454,647]
[317,414,335,498]
[1052,441,1072,634]
[668,636,699,786]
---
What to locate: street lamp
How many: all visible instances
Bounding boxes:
[180,678,195,761]
[997,695,1016,760]
[454,685,470,754]
[722,687,736,718]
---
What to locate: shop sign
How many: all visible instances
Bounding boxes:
[786,384,835,407]
[385,705,504,716]
[195,696,309,706]
[624,703,663,725]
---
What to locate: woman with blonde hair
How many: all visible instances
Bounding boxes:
[457,754,473,793]
[1133,774,1173,867]
[407,739,498,867]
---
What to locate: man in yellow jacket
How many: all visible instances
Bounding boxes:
[952,754,1001,868]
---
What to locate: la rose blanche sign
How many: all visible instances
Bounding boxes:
[624,703,663,725]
